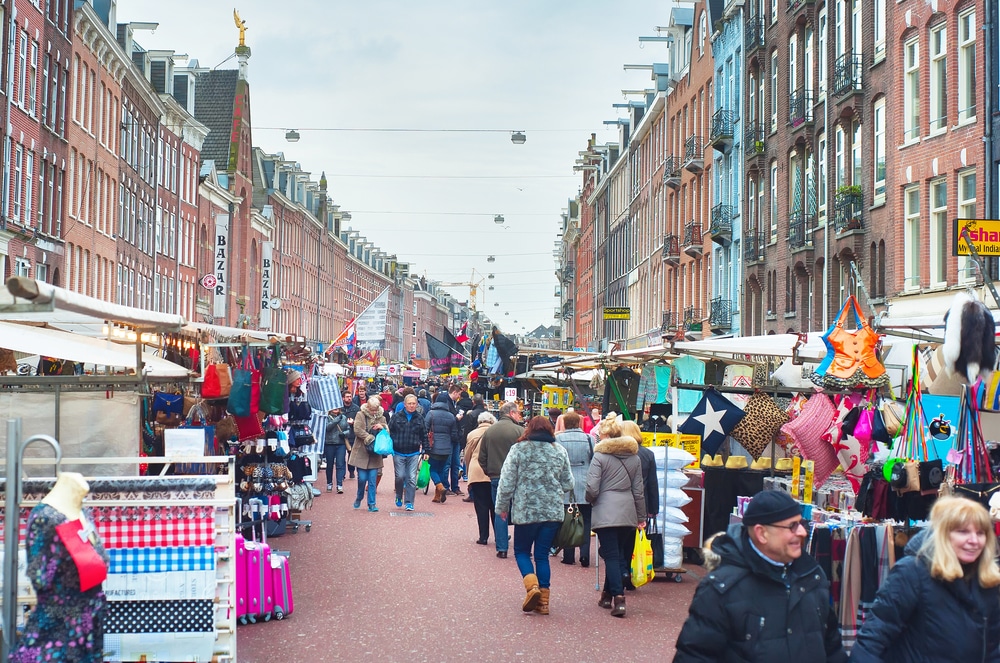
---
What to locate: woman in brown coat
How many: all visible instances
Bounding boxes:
[464,411,497,545]
[350,396,386,511]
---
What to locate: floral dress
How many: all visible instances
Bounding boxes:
[8,503,108,663]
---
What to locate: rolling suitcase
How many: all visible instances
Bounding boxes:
[244,538,274,623]
[270,553,294,620]
[235,533,249,623]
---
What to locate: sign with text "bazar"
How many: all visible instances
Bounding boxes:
[955,219,1000,257]
[603,307,631,320]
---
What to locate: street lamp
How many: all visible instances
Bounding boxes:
[285,129,301,142]
[494,214,505,225]
[510,131,526,145]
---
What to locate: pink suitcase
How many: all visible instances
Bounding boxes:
[235,534,249,623]
[270,553,294,620]
[244,539,273,623]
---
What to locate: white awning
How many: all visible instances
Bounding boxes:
[0,321,189,377]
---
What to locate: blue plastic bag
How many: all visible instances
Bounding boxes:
[373,428,394,456]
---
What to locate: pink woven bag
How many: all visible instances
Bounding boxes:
[780,393,840,486]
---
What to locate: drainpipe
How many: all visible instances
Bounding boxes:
[822,11,830,330]
[985,0,996,218]
[1,3,16,228]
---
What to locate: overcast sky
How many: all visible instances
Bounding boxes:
[118,0,668,337]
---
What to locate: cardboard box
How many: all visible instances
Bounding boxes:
[643,432,701,469]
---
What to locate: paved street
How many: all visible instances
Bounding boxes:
[238,461,699,662]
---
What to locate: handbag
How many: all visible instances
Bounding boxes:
[811,295,890,389]
[416,458,431,490]
[880,400,905,438]
[233,413,265,442]
[152,391,183,420]
[647,519,664,570]
[780,393,840,486]
[259,349,287,415]
[551,493,586,552]
[202,363,232,399]
[373,428,394,456]
[227,346,258,417]
[630,528,655,589]
[306,371,344,412]
[983,372,1000,412]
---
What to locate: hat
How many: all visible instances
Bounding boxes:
[742,491,802,527]
[286,369,303,385]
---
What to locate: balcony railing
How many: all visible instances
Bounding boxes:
[662,234,681,265]
[559,262,575,283]
[834,190,864,233]
[683,307,702,330]
[710,203,734,246]
[710,297,733,330]
[683,221,703,257]
[788,211,815,249]
[833,53,863,97]
[710,109,736,152]
[744,123,765,157]
[663,155,681,189]
[787,0,814,11]
[683,135,704,173]
[789,89,814,127]
[744,232,765,264]
[661,311,677,333]
[745,15,765,53]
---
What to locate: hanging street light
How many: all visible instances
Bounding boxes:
[510,131,526,145]
[285,129,301,142]
[487,255,496,262]
[494,214,505,225]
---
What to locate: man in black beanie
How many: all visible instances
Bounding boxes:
[674,490,846,663]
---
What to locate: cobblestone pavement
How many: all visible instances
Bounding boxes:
[238,461,699,662]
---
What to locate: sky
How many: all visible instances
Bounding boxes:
[117,0,669,336]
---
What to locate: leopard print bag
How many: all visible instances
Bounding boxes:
[730,392,790,460]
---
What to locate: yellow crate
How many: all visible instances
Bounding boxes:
[641,432,701,469]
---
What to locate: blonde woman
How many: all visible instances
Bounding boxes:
[851,496,1000,663]
[350,396,386,512]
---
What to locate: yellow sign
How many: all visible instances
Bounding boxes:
[542,386,573,410]
[955,219,1000,257]
[603,307,631,320]
[642,432,701,469]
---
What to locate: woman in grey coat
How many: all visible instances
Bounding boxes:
[554,410,594,567]
[585,417,645,618]
[495,416,573,616]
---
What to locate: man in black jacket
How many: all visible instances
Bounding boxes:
[674,491,846,663]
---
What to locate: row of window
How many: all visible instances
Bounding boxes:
[903,171,978,290]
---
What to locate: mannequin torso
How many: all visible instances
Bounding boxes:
[41,472,90,521]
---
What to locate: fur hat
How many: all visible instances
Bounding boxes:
[943,293,997,383]
[286,369,303,385]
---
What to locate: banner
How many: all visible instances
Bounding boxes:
[213,215,230,319]
[259,241,273,329]
[425,333,453,375]
[355,287,390,350]
[442,328,467,368]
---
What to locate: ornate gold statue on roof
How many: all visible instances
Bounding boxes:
[233,9,247,47]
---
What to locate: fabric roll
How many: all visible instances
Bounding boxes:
[105,598,214,633]
[108,546,216,574]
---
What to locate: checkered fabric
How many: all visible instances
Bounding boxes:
[108,546,216,574]
[0,507,31,543]
[90,506,215,549]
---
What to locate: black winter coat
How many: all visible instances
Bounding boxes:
[341,402,361,441]
[674,524,846,663]
[388,409,429,456]
[636,444,659,517]
[424,396,460,456]
[851,531,1000,663]
[462,405,486,443]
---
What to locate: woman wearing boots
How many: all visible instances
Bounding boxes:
[586,416,645,617]
[494,416,573,616]
[350,396,386,512]
[555,410,594,567]
[464,411,497,545]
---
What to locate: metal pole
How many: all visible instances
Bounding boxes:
[2,418,21,660]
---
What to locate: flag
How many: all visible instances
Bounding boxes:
[442,328,468,368]
[425,333,453,375]
[455,321,469,344]
[677,388,745,456]
[491,330,519,376]
[328,319,355,354]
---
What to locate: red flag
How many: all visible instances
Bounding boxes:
[455,321,469,344]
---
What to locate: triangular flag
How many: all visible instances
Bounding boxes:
[678,389,745,456]
[425,333,453,375]
[455,320,469,344]
[442,328,468,367]
[328,319,355,354]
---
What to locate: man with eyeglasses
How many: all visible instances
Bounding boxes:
[674,490,846,663]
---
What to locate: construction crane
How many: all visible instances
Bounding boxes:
[431,269,488,311]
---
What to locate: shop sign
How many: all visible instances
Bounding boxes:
[213,215,230,318]
[504,387,518,402]
[955,219,1000,256]
[603,307,630,320]
[259,242,273,329]
[355,365,377,378]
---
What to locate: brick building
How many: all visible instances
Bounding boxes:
[574,135,600,350]
[2,0,72,286]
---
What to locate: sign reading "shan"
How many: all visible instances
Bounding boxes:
[955,219,1000,257]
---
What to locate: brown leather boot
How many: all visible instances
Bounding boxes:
[598,591,612,609]
[432,483,444,503]
[521,573,541,612]
[533,588,550,615]
[611,595,626,617]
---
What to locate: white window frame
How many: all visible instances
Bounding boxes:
[17,31,26,108]
[14,258,30,278]
[804,26,814,94]
[928,179,948,287]
[818,135,827,223]
[748,178,757,231]
[28,40,37,116]
[23,150,33,226]
[929,23,947,134]
[873,99,886,202]
[770,160,778,242]
[904,185,921,291]
[852,119,862,186]
[12,145,23,220]
[874,0,886,60]
[957,10,977,124]
[770,50,778,133]
[903,38,920,143]
[958,170,977,283]
[835,0,846,58]
[788,34,798,96]
[818,10,828,96]
[835,126,845,188]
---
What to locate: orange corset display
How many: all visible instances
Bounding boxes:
[811,296,890,389]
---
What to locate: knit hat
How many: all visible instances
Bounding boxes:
[286,369,303,385]
[742,491,802,527]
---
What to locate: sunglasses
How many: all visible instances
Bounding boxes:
[764,519,810,533]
